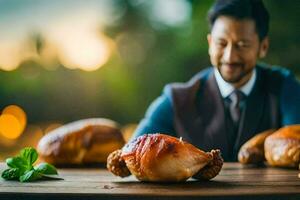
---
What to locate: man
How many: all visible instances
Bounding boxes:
[132,0,300,161]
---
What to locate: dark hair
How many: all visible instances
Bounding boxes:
[207,0,270,41]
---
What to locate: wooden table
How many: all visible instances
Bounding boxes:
[0,162,299,200]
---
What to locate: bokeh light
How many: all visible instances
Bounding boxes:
[0,40,22,71]
[58,33,113,71]
[0,105,27,140]
[3,105,27,129]
[0,114,22,139]
[149,0,192,28]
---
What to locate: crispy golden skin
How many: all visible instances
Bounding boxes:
[265,125,300,168]
[37,118,125,165]
[107,133,223,182]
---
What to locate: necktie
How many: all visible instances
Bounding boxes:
[229,90,246,127]
[227,90,246,161]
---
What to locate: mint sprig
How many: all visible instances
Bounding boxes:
[1,147,63,182]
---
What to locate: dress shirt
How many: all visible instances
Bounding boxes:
[214,67,257,98]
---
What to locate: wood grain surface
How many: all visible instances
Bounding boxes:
[0,162,299,200]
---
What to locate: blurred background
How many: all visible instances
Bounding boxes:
[0,0,299,159]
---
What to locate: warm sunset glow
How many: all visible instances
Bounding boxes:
[58,33,113,71]
[0,105,27,140]
[0,114,23,139]
[0,40,22,71]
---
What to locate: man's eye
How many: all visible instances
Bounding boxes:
[215,41,226,47]
[237,42,250,48]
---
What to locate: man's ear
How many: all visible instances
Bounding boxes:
[207,34,212,55]
[259,37,269,58]
[207,34,212,45]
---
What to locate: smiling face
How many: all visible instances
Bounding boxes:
[208,16,269,88]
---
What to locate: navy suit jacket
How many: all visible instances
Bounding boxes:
[133,65,300,161]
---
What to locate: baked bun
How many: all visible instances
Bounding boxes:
[238,129,275,164]
[37,118,125,165]
[265,125,300,168]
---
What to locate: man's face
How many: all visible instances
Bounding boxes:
[208,16,269,87]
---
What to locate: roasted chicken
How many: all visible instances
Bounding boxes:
[107,133,223,182]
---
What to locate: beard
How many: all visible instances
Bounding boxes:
[218,63,253,84]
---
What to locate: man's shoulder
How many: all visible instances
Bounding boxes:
[163,67,213,96]
[257,64,295,95]
[257,64,292,79]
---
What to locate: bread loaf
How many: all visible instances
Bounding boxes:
[37,118,125,165]
[265,125,300,168]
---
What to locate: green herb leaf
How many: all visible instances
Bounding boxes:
[19,170,42,182]
[1,168,20,180]
[19,147,38,166]
[6,157,30,174]
[2,147,62,182]
[34,163,58,175]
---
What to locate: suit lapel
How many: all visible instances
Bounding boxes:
[174,66,271,161]
[197,72,230,157]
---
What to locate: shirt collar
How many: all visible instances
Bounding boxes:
[214,67,257,98]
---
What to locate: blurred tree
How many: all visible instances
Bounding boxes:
[0,0,299,127]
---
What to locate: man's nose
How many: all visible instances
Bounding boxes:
[222,44,239,63]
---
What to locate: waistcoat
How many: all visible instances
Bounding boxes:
[169,66,283,161]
